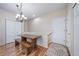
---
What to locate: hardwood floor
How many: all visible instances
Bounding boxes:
[0,43,47,56]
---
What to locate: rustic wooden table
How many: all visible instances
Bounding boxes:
[18,33,41,55]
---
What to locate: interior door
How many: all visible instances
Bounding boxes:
[6,19,21,44]
[52,17,65,45]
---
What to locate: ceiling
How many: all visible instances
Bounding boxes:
[0,3,67,20]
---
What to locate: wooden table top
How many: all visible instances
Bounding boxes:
[19,34,41,39]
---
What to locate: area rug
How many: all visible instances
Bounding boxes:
[45,43,69,56]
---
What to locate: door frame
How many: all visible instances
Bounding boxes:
[5,17,23,45]
[73,3,79,56]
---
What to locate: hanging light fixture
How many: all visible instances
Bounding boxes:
[16,3,27,22]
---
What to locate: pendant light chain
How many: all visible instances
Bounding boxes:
[16,3,27,22]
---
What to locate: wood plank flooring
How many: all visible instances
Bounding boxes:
[0,43,47,56]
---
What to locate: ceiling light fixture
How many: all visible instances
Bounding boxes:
[16,3,27,22]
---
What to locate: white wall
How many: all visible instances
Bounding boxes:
[23,4,75,55]
[0,9,16,46]
[6,20,22,43]
[24,20,29,32]
[74,3,79,56]
[26,9,67,48]
[66,4,74,55]
[52,17,65,45]
[0,9,24,46]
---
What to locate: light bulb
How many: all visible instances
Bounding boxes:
[24,16,27,20]
[22,15,25,18]
[16,14,20,18]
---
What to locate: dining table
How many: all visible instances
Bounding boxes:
[19,33,41,50]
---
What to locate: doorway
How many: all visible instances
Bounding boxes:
[5,18,21,44]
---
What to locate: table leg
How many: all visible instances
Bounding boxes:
[21,37,27,42]
[32,38,37,50]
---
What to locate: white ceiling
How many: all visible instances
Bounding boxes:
[0,3,67,19]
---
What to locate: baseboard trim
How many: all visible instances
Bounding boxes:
[0,42,14,47]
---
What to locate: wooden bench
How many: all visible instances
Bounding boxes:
[21,42,32,55]
[15,38,21,47]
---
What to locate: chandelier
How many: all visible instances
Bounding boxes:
[16,3,27,22]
